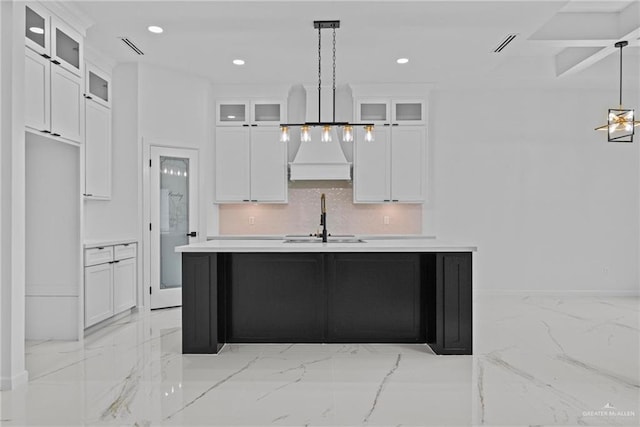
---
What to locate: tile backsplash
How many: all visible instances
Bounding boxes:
[218,185,422,235]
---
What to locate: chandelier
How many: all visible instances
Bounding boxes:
[280,20,375,143]
[594,41,640,142]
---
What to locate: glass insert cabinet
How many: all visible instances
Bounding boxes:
[216,100,286,126]
[356,98,425,125]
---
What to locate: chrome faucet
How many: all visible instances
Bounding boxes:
[320,193,328,243]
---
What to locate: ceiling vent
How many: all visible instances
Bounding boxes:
[493,34,518,53]
[119,37,144,55]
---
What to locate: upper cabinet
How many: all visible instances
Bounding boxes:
[51,17,83,77]
[356,98,426,126]
[24,3,84,143]
[216,99,286,126]
[85,63,111,108]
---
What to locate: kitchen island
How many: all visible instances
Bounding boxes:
[176,239,476,355]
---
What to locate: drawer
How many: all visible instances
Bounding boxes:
[85,246,114,267]
[114,243,136,261]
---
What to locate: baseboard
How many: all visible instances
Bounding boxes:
[475,289,640,297]
[1,370,29,390]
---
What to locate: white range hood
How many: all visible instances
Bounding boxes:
[288,85,351,181]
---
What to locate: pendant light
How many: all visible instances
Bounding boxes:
[595,41,640,142]
[280,20,374,143]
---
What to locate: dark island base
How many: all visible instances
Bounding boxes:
[182,252,472,355]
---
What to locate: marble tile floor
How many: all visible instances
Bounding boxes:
[1,295,638,426]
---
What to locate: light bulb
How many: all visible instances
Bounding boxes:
[183,171,187,177]
[29,27,44,34]
[625,123,633,132]
[364,125,375,142]
[301,125,311,142]
[170,169,174,175]
[342,125,353,142]
[321,125,332,142]
[163,168,168,174]
[280,126,290,142]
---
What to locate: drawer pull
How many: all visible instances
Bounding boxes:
[97,247,104,250]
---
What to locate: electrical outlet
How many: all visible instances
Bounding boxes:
[248,216,255,225]
[383,215,390,225]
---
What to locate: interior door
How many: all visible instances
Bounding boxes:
[150,146,199,309]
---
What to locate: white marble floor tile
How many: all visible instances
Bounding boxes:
[1,295,638,426]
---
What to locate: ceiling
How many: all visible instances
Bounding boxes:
[65,0,640,89]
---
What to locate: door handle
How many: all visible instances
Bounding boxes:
[186,232,197,237]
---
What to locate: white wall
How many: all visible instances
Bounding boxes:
[428,88,639,294]
[0,0,28,390]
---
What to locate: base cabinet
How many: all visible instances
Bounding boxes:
[84,243,137,328]
[182,252,472,355]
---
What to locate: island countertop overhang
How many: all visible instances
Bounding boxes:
[175,238,477,253]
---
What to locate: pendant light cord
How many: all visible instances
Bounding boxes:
[318,26,322,123]
[619,44,623,107]
[332,26,337,123]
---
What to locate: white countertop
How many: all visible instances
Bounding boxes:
[176,238,476,253]
[84,238,138,249]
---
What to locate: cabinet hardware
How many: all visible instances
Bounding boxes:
[84,193,93,197]
[383,123,391,126]
[186,232,197,237]
[51,59,61,65]
[113,260,120,264]
[384,199,391,202]
[41,129,50,133]
[123,244,130,247]
[52,133,61,137]
[251,124,258,127]
[40,53,51,59]
[242,124,250,127]
[149,286,152,295]
[242,199,250,202]
[392,199,399,202]
[251,200,258,202]
[84,94,93,100]
[392,123,399,126]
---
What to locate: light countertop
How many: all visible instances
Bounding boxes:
[176,238,476,253]
[84,238,138,249]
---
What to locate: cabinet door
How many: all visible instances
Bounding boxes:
[436,253,472,354]
[51,17,83,77]
[390,126,425,202]
[353,126,390,202]
[251,100,285,125]
[215,127,250,202]
[85,100,111,198]
[25,4,50,56]
[85,263,113,328]
[25,48,51,133]
[392,99,425,125]
[85,63,111,108]
[216,101,249,126]
[250,127,287,202]
[113,257,136,314]
[51,66,82,143]
[356,99,390,125]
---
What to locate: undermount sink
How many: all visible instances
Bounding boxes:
[283,235,366,244]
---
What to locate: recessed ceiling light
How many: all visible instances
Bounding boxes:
[29,26,44,35]
[233,59,245,66]
[396,58,409,64]
[227,115,236,119]
[148,26,163,34]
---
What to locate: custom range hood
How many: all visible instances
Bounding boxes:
[289,85,352,180]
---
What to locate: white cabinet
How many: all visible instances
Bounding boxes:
[84,98,111,199]
[216,99,286,126]
[215,127,287,203]
[356,98,426,126]
[85,64,111,108]
[84,243,137,328]
[25,48,51,132]
[51,64,82,142]
[85,263,113,326]
[24,3,83,144]
[354,126,425,203]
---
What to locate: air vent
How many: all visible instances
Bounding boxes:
[493,34,517,53]
[120,37,144,55]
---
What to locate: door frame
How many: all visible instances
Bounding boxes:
[142,139,200,310]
